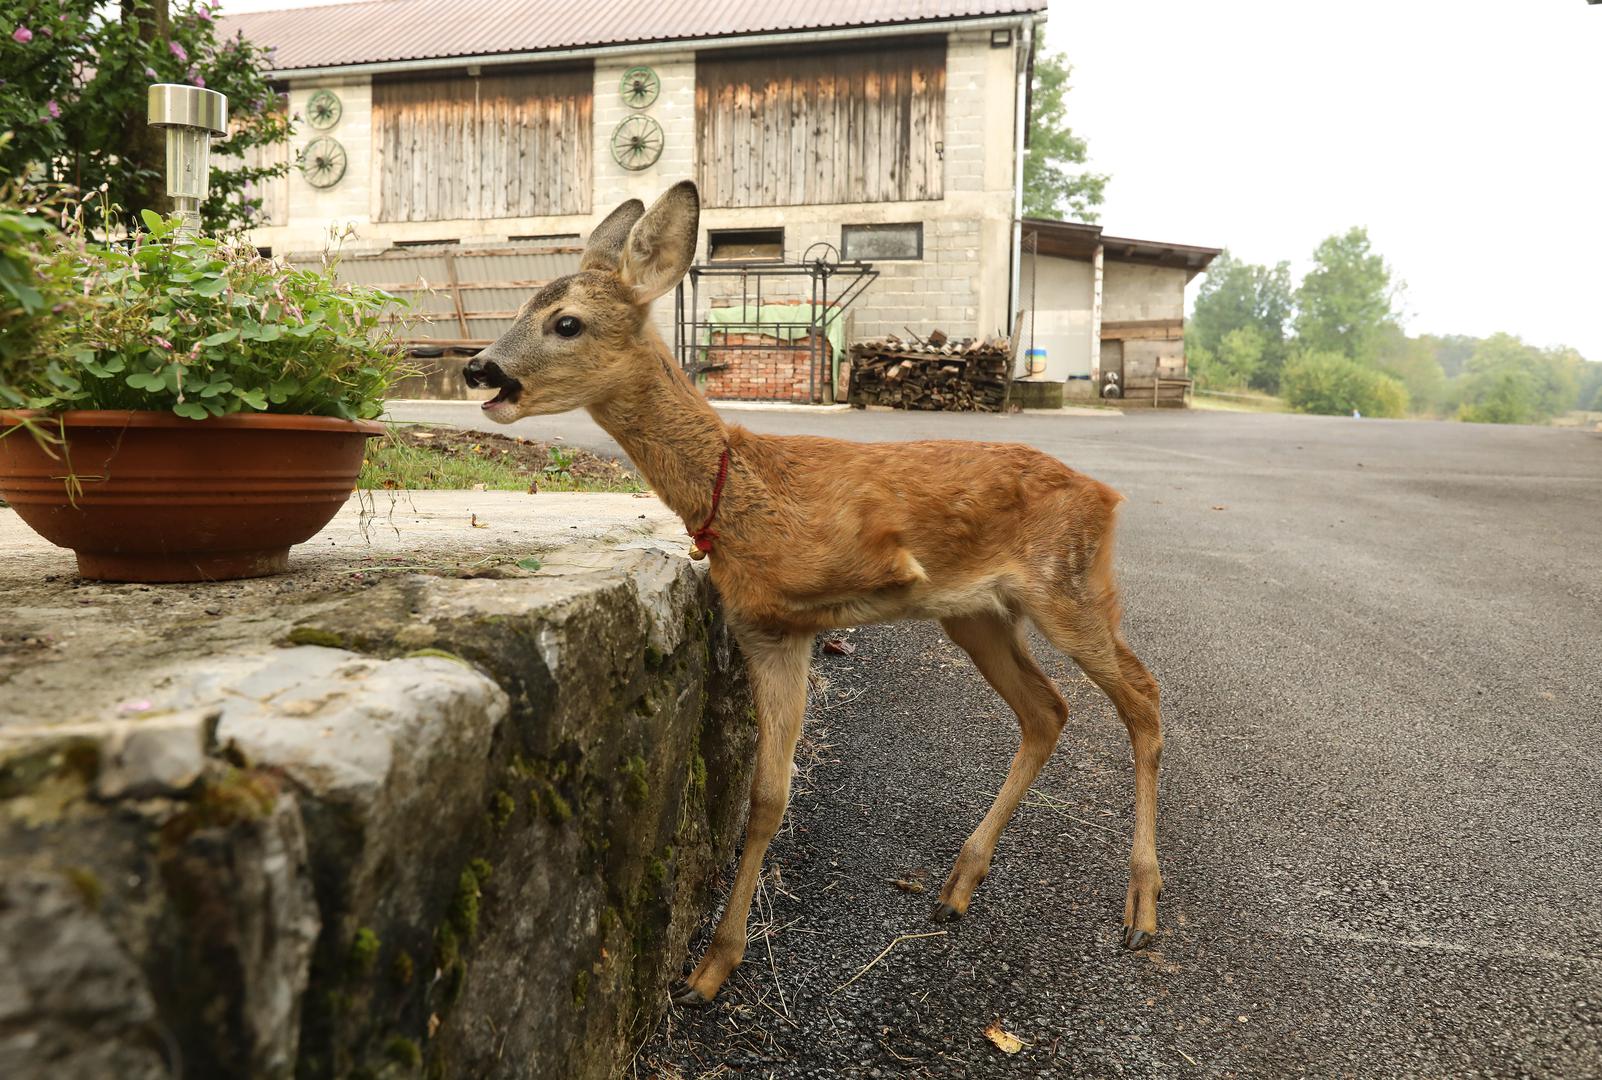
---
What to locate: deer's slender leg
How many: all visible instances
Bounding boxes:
[932,613,1069,921]
[674,629,812,1006]
[1034,603,1164,949]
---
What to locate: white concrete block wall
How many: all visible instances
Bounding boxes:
[1102,263,1189,323]
[247,29,1026,346]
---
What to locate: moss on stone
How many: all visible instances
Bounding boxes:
[390,949,414,988]
[403,647,470,667]
[385,1035,422,1068]
[286,626,345,649]
[348,927,381,979]
[621,755,649,808]
[467,858,493,885]
[571,969,589,1009]
[434,923,459,971]
[64,867,103,911]
[488,789,516,830]
[541,781,572,824]
[449,868,480,940]
[643,643,663,667]
[690,753,707,800]
[160,768,279,849]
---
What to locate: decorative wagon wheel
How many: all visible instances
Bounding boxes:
[610,115,664,171]
[306,89,342,130]
[619,66,660,109]
[299,136,347,188]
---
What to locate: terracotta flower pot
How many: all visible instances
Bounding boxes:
[0,410,384,582]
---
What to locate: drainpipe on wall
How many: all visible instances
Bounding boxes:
[1007,17,1035,347]
[1091,242,1104,384]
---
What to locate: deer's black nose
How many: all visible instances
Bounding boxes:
[463,356,504,389]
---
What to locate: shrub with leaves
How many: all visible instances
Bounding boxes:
[15,209,404,420]
[0,183,80,411]
[1,0,290,235]
[1281,350,1409,419]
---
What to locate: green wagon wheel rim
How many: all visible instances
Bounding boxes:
[300,136,347,188]
[610,115,664,171]
[307,89,342,130]
[619,66,660,109]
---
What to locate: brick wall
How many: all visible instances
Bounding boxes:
[698,333,833,404]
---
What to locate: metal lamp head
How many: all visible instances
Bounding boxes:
[147,84,229,234]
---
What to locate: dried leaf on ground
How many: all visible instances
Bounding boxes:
[984,1021,1025,1054]
[470,513,488,529]
[822,638,855,656]
[890,867,929,894]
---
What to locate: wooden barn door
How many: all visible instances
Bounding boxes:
[373,66,593,222]
[695,39,946,208]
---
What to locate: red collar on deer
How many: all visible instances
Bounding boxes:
[688,448,731,559]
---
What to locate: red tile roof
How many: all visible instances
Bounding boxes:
[223,0,1047,73]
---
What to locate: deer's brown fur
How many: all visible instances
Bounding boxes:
[466,182,1164,1005]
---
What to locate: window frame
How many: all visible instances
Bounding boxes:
[706,227,786,265]
[840,222,924,262]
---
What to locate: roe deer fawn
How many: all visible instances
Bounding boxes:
[464,182,1164,1005]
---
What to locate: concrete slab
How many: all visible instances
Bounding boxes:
[0,491,688,728]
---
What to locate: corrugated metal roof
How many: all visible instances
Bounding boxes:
[222,0,1046,73]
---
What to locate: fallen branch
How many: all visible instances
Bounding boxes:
[831,930,948,994]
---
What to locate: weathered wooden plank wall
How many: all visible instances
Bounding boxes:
[373,67,592,222]
[696,40,945,208]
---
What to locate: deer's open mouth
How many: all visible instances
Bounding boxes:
[465,359,523,411]
[482,379,522,410]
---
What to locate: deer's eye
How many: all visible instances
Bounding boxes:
[554,315,583,338]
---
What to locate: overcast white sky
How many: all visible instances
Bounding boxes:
[1043,0,1601,357]
[219,0,1601,357]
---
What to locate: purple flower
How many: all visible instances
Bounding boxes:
[152,336,174,351]
[191,73,204,87]
[11,26,32,43]
[145,66,158,79]
[169,41,187,62]
[197,8,212,20]
[45,99,59,119]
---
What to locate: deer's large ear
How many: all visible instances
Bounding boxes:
[580,199,646,271]
[617,181,700,304]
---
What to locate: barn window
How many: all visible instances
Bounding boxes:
[391,238,460,248]
[696,38,946,208]
[508,233,581,244]
[841,223,923,261]
[708,228,785,263]
[373,65,593,223]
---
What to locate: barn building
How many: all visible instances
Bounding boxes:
[223,0,1217,406]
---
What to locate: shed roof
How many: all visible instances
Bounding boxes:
[222,0,1047,75]
[1022,217,1222,279]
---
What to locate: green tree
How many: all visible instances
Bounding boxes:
[1454,333,1579,425]
[1187,250,1294,392]
[1190,324,1267,391]
[1372,324,1447,415]
[1281,349,1409,418]
[1420,334,1478,379]
[1022,51,1108,222]
[1,0,289,235]
[1294,227,1401,362]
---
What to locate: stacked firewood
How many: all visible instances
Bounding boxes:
[846,330,1013,412]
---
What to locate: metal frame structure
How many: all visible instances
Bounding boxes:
[673,253,877,404]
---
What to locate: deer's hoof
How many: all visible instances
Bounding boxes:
[1122,927,1154,951]
[929,902,962,924]
[671,983,713,1008]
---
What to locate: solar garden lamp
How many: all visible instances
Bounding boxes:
[146,84,229,235]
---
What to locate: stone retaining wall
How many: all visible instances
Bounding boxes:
[0,544,754,1079]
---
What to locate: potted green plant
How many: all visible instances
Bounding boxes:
[0,204,403,582]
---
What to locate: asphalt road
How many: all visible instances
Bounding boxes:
[396,402,1602,1078]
